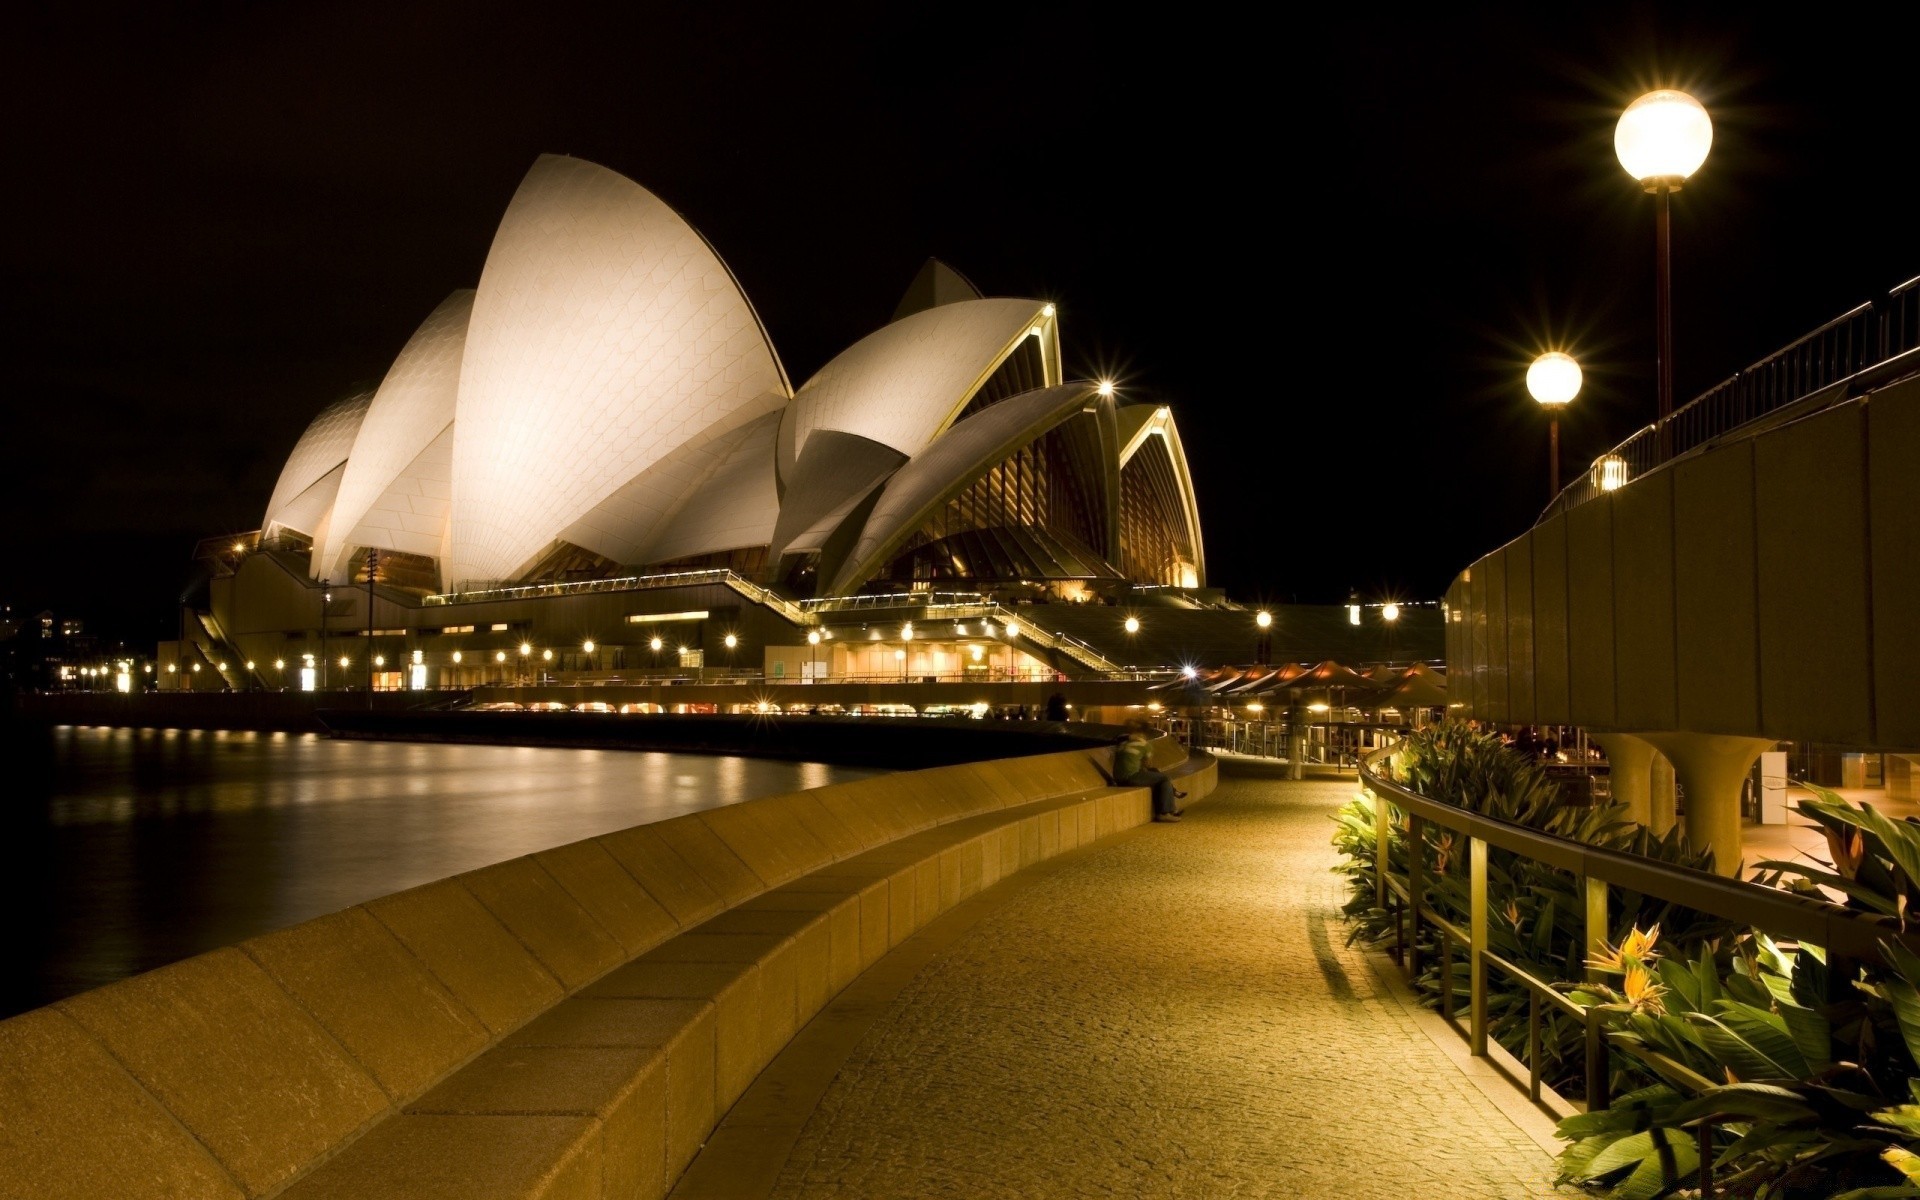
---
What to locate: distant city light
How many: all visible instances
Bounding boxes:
[495,651,507,662]
[245,660,256,670]
[1181,665,1197,679]
[541,649,552,661]
[273,659,284,670]
[1348,604,1361,626]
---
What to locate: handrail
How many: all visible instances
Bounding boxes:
[1538,275,1920,525]
[1357,738,1920,1115]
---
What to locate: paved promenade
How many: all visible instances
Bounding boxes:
[675,776,1560,1199]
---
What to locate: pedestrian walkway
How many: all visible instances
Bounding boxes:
[674,776,1561,1199]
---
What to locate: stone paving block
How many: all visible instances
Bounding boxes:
[56,947,389,1198]
[696,907,819,940]
[914,858,941,926]
[780,791,866,860]
[885,864,917,948]
[595,825,726,927]
[0,1007,244,1200]
[583,961,760,1126]
[279,1113,598,1200]
[407,1045,666,1200]
[1036,808,1061,859]
[698,801,831,889]
[791,919,833,1021]
[535,839,679,956]
[243,906,489,1103]
[506,996,709,1052]
[650,815,768,905]
[366,879,565,1037]
[809,778,899,848]
[459,858,625,990]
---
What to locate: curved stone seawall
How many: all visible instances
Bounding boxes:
[1,735,1213,1200]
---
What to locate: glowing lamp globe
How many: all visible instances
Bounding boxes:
[1527,352,1582,407]
[1614,90,1712,186]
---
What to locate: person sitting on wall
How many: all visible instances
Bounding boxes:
[1045,691,1068,721]
[1114,722,1185,822]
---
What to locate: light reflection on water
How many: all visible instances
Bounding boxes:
[0,723,879,1018]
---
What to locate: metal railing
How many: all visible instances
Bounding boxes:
[423,568,812,625]
[1358,740,1920,1132]
[1539,275,1920,524]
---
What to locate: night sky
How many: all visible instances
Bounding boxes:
[5,3,1914,642]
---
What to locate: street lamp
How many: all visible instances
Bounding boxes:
[1124,615,1140,634]
[1615,89,1712,458]
[1527,351,1581,496]
[807,629,821,683]
[1254,609,1272,666]
[1382,603,1401,623]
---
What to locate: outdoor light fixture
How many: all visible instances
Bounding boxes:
[900,623,913,641]
[1124,616,1140,634]
[1255,610,1272,629]
[1042,304,1055,317]
[1003,622,1020,639]
[452,651,462,663]
[1096,380,1115,398]
[1348,604,1361,626]
[1309,702,1330,713]
[339,656,350,669]
[582,640,595,654]
[1382,603,1401,622]
[1615,90,1713,185]
[1527,351,1581,495]
[246,660,256,671]
[541,649,552,661]
[373,655,385,668]
[520,642,532,656]
[1247,702,1264,713]
[807,631,821,645]
[650,636,663,651]
[894,649,906,660]
[495,651,507,663]
[273,659,284,670]
[168,663,177,672]
[1594,454,1631,493]
[1181,665,1198,679]
[723,634,738,649]
[1616,88,1712,452]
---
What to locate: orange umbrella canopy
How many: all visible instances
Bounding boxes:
[1372,671,1449,710]
[1283,660,1376,691]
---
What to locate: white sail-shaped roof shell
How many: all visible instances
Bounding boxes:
[776,298,1055,484]
[560,409,781,566]
[828,382,1094,594]
[262,389,373,540]
[448,154,789,586]
[315,290,472,581]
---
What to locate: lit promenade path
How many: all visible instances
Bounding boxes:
[678,777,1559,1199]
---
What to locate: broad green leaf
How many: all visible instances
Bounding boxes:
[1688,1012,1799,1081]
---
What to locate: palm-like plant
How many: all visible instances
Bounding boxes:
[1333,722,1721,1094]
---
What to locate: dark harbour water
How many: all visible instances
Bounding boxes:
[0,722,881,1018]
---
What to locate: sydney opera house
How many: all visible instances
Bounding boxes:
[160,155,1213,690]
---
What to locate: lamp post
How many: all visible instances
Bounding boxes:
[364,549,379,707]
[1255,609,1272,665]
[807,629,821,683]
[318,578,331,691]
[1527,352,1581,496]
[1615,89,1712,461]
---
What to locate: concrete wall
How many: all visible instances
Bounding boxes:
[0,738,1215,1199]
[1447,373,1920,750]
